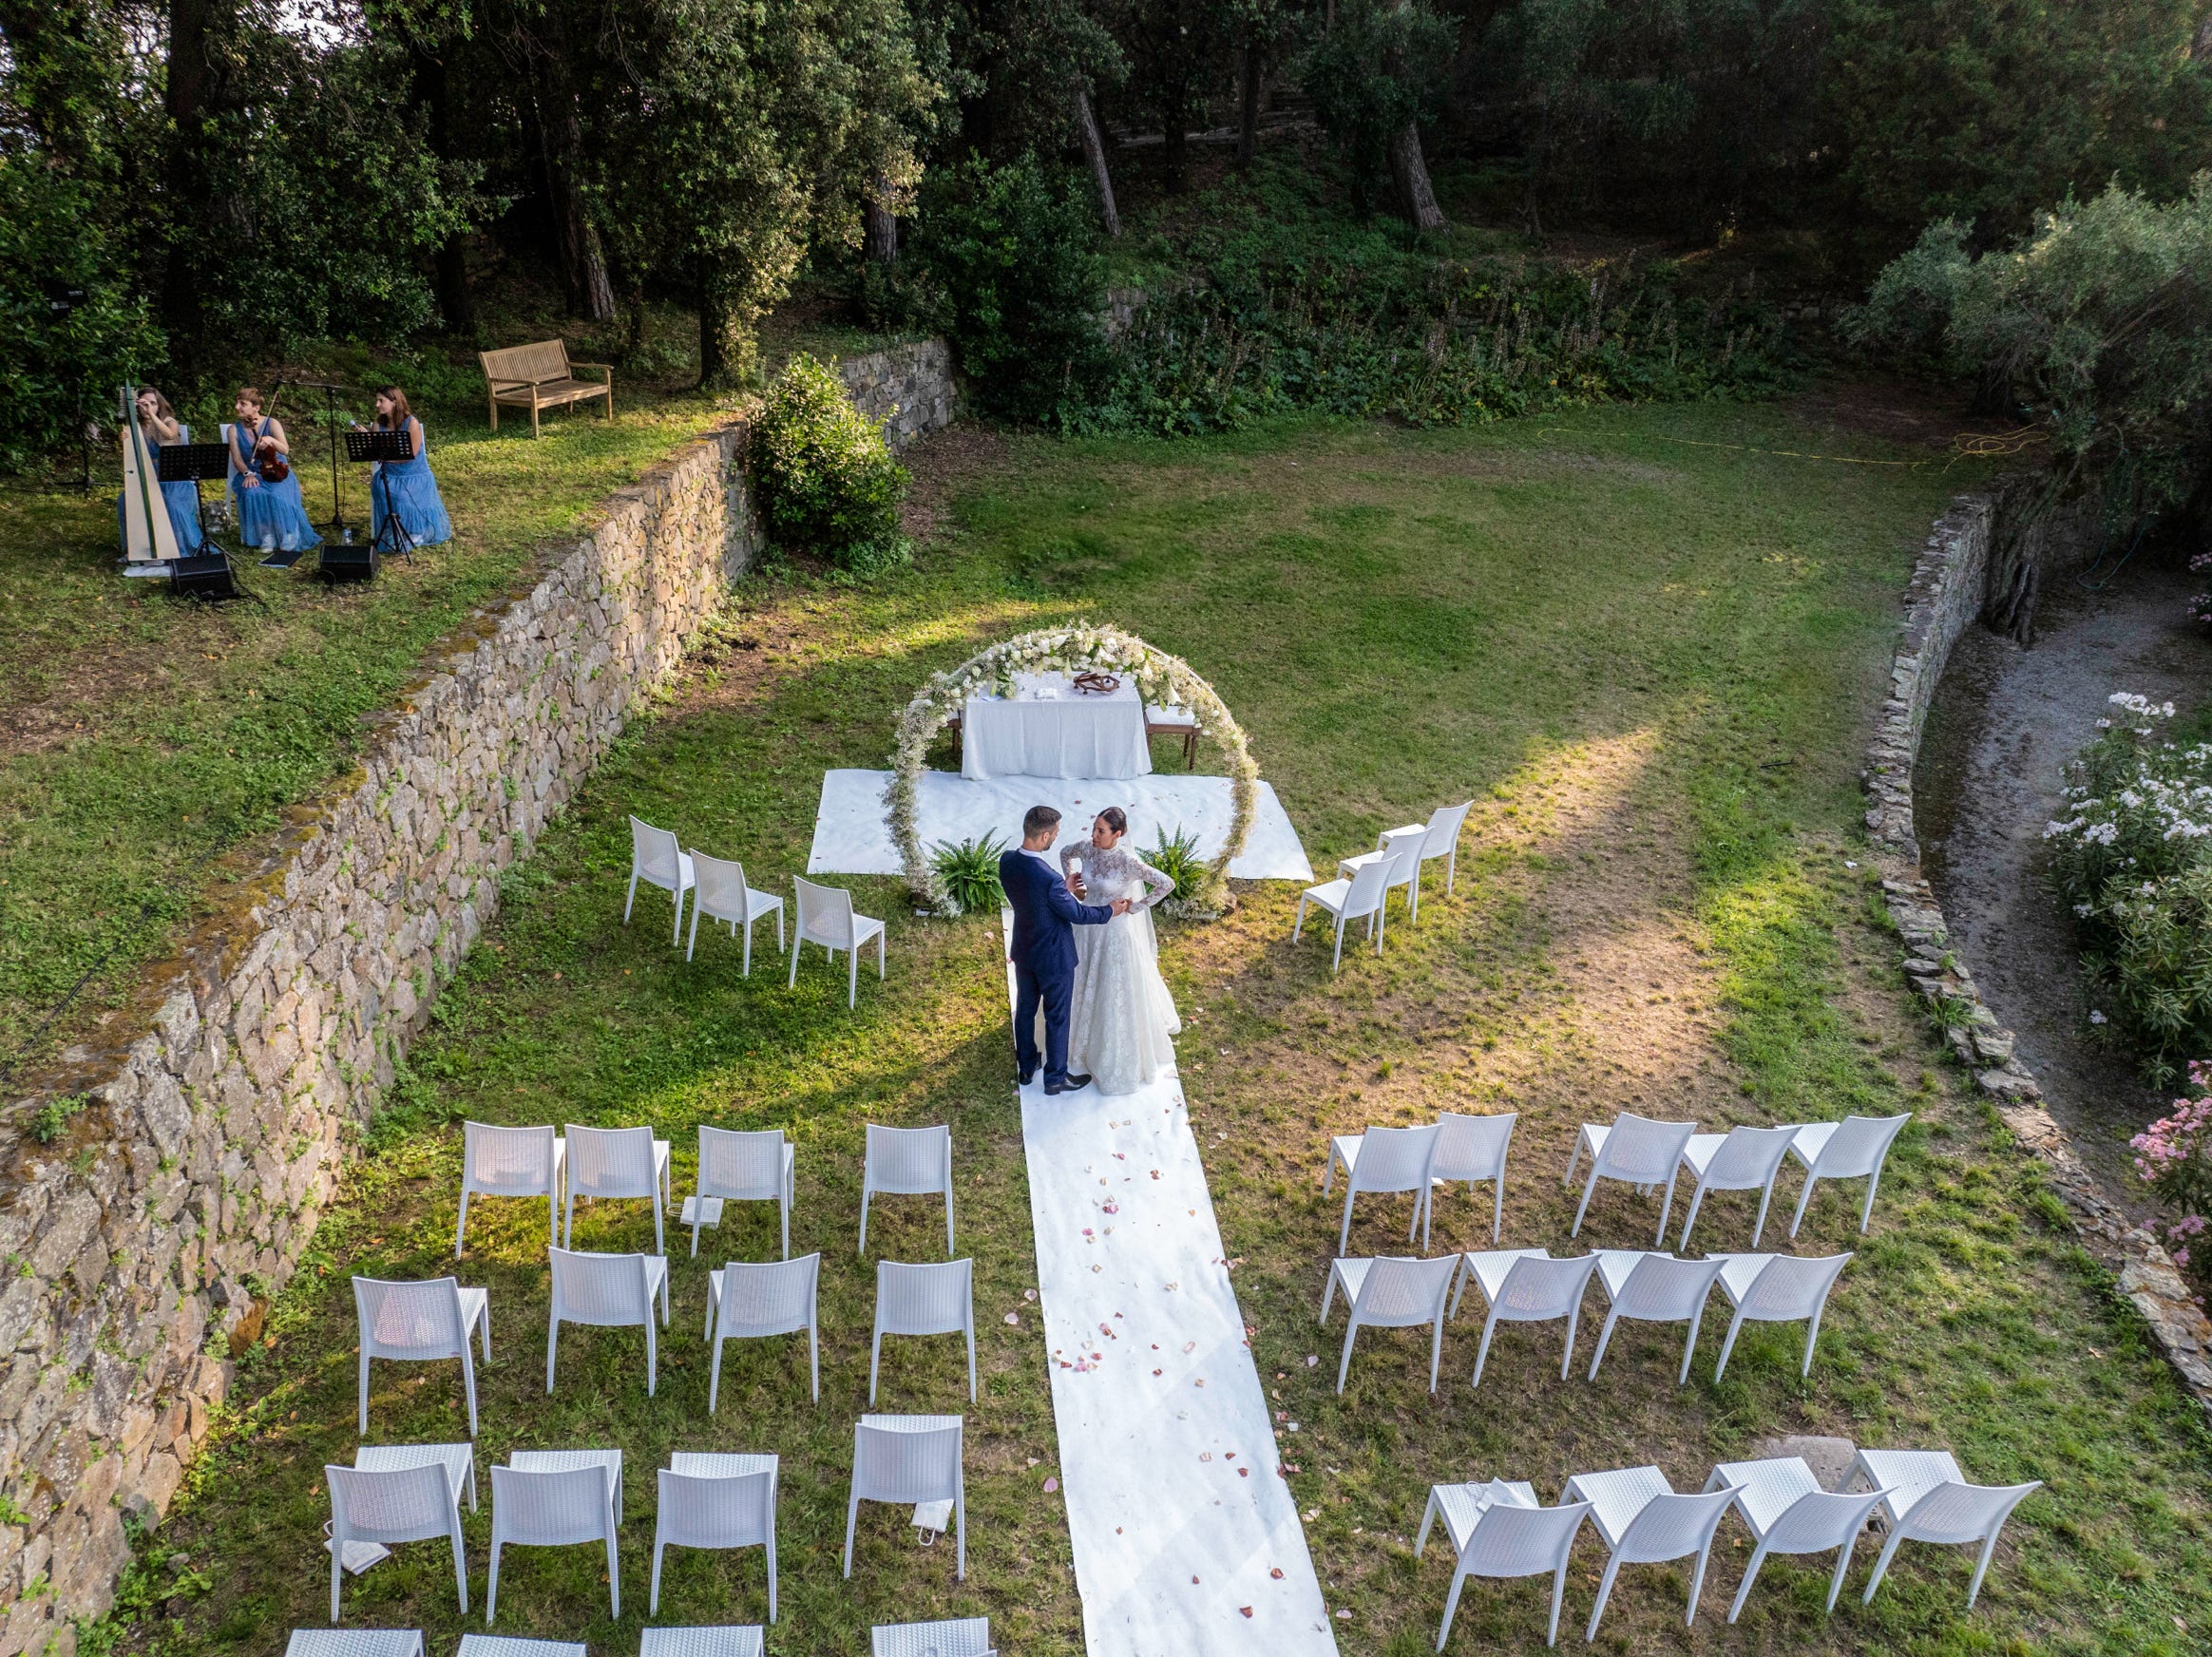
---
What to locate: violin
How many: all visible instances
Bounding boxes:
[252,386,290,483]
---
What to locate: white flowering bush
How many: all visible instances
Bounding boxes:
[2045,692,2212,1082]
[883,623,1258,913]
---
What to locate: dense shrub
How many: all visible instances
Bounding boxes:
[906,154,1113,427]
[749,352,910,575]
[1084,248,1794,436]
[2129,1061,2212,1285]
[2044,693,2212,1083]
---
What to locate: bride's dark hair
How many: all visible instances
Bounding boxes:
[1095,807,1128,835]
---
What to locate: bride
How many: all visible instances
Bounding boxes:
[1058,809,1182,1095]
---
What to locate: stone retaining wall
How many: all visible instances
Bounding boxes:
[1861,478,2212,1417]
[0,345,957,1657]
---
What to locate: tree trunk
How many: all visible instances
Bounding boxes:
[409,46,474,333]
[1073,86,1120,238]
[1236,47,1262,168]
[1386,123,1446,232]
[696,263,758,389]
[535,82,615,322]
[863,191,899,265]
[1969,357,2016,420]
[161,0,219,367]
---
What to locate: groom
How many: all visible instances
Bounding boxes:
[1001,805,1130,1094]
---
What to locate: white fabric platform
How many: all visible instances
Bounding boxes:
[808,771,1314,883]
[1011,950,1338,1656]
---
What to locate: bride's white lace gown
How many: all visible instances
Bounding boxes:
[1060,842,1182,1095]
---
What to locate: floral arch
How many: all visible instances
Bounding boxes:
[886,623,1259,912]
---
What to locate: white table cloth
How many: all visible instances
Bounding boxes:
[962,672,1152,780]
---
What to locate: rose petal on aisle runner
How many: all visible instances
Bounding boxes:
[1011,941,1338,1655]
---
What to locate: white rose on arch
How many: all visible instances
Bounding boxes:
[882,623,1259,913]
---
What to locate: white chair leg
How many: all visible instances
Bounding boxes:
[1588,1311,1620,1381]
[869,1327,884,1404]
[955,1489,965,1581]
[1427,1314,1446,1393]
[1801,1306,1825,1377]
[849,945,859,1009]
[776,907,785,952]
[1331,915,1345,972]
[486,1540,503,1623]
[1655,1170,1682,1246]
[1713,1310,1747,1381]
[843,1493,860,1578]
[650,1539,664,1614]
[1860,1170,1882,1233]
[789,937,802,989]
[545,1317,559,1392]
[780,1192,791,1260]
[709,1332,723,1413]
[1790,1172,1819,1238]
[451,1519,468,1611]
[1966,1531,2001,1608]
[1825,1536,1855,1611]
[624,870,639,924]
[1562,1133,1585,1186]
[1729,1541,1771,1621]
[1585,1555,1625,1642]
[1751,1180,1776,1248]
[1336,1322,1358,1395]
[1560,1305,1582,1379]
[1416,1489,1440,1555]
[686,902,700,962]
[358,1349,371,1434]
[877,931,886,980]
[1678,1182,1707,1250]
[454,1189,470,1257]
[966,1324,977,1400]
[741,914,753,976]
[1472,1315,1499,1387]
[1861,1529,1906,1603]
[606,1526,621,1617]
[1292,896,1307,943]
[1547,1555,1569,1646]
[1492,1177,1504,1244]
[1570,1168,1600,1236]
[944,1185,955,1257]
[1437,1562,1471,1652]
[858,1188,871,1254]
[808,1321,820,1400]
[1338,1186,1359,1256]
[1686,1534,1716,1626]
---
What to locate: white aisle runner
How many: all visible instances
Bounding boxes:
[1013,959,1339,1656]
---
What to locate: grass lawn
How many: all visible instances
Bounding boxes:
[110,403,2212,1657]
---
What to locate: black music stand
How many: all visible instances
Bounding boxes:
[294,380,353,538]
[334,428,416,581]
[153,443,243,600]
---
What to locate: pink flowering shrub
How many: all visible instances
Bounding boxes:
[2131,1061,2212,1277]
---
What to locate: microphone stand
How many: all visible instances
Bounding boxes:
[292,379,353,543]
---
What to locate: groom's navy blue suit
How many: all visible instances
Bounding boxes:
[1001,847,1115,1088]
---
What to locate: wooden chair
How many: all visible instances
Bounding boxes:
[1144,704,1200,768]
[479,340,614,437]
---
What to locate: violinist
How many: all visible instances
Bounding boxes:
[227,386,321,555]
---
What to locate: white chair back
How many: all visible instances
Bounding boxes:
[715,1255,820,1338]
[1897,1479,2042,1546]
[1349,1122,1442,1193]
[876,1259,973,1337]
[1433,1111,1516,1182]
[463,1122,560,1197]
[355,1277,467,1361]
[1615,1487,1736,1564]
[1497,1253,1598,1320]
[866,1123,951,1194]
[851,1417,963,1505]
[1467,1499,1591,1576]
[699,1127,788,1201]
[1374,824,1427,888]
[657,1467,775,1550]
[794,877,859,947]
[1737,1251,1852,1318]
[631,816,686,890]
[1810,1113,1913,1176]
[691,850,755,923]
[1347,1254,1460,1326]
[1421,799,1473,860]
[328,1462,455,1546]
[550,1248,658,1325]
[565,1124,658,1199]
[491,1463,611,1546]
[1595,1114,1699,1183]
[1704,1124,1801,1184]
[1612,1253,1727,1322]
[1340,853,1396,919]
[1765,1487,1890,1552]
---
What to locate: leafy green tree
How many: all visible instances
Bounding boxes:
[1102,0,1237,191]
[1300,0,1449,227]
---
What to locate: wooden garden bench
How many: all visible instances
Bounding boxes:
[479,339,614,437]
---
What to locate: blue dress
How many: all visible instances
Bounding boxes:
[370,417,454,547]
[229,418,321,553]
[115,422,206,556]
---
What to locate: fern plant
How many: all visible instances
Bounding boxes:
[1144,825,1210,905]
[929,832,1008,916]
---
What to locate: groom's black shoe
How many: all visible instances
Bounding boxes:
[1018,1063,1038,1086]
[1044,1073,1093,1095]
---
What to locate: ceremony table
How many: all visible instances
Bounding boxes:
[961,672,1153,780]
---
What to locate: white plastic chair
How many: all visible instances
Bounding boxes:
[1563,1464,1736,1640]
[1849,1448,2041,1609]
[458,1638,582,1657]
[845,1416,964,1581]
[1293,849,1399,972]
[1709,1251,1853,1379]
[563,1124,674,1254]
[1412,799,1474,913]
[487,1457,620,1622]
[1675,1125,1801,1249]
[790,877,887,1008]
[861,1123,955,1256]
[354,1276,490,1437]
[869,1621,991,1657]
[872,1259,977,1404]
[286,1632,424,1657]
[639,1630,764,1657]
[1415,1478,1590,1649]
[1450,1248,1600,1385]
[1321,1254,1461,1394]
[1787,1113,1913,1237]
[1704,1457,1890,1621]
[627,816,696,945]
[1586,1251,1728,1384]
[707,1254,822,1408]
[686,1127,794,1259]
[325,1445,475,1622]
[653,1455,778,1621]
[1431,1111,1516,1244]
[1324,1121,1444,1253]
[686,850,786,971]
[1563,1113,1700,1244]
[456,1123,566,1255]
[1337,823,1429,921]
[546,1248,671,1395]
